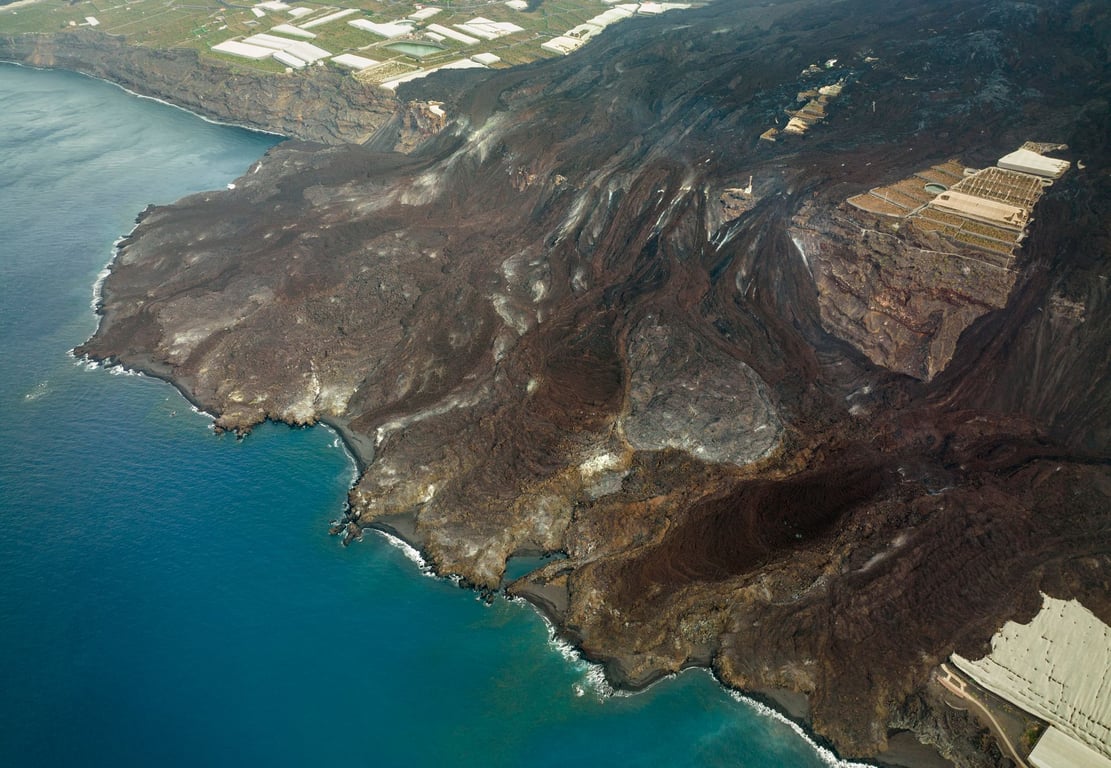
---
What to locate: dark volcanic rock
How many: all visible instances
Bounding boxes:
[77,0,1111,763]
[623,317,784,465]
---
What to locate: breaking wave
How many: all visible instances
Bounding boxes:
[371,529,455,583]
[91,263,111,314]
[513,599,873,766]
[23,380,49,402]
[189,403,211,417]
[91,230,133,315]
[729,691,874,768]
[68,351,145,378]
[514,599,656,700]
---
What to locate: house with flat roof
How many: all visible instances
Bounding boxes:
[998,148,1071,179]
[930,190,1028,230]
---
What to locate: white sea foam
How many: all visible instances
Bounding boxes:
[728,691,873,768]
[99,74,284,138]
[23,380,49,401]
[372,529,439,579]
[73,355,100,372]
[90,264,111,313]
[88,229,135,335]
[70,350,145,378]
[189,403,217,422]
[520,604,638,699]
[105,362,143,376]
[549,629,583,665]
[317,426,358,483]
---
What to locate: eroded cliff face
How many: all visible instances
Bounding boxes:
[76,0,1111,763]
[0,30,397,144]
[790,203,1018,382]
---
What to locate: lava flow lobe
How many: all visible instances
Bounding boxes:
[78,0,1111,763]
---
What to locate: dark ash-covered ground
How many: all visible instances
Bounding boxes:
[77,0,1111,764]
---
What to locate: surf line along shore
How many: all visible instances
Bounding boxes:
[41,0,1111,765]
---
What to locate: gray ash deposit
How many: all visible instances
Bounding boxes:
[74,0,1111,764]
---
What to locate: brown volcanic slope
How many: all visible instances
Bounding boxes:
[78,0,1111,763]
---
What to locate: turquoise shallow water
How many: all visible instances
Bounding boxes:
[0,63,843,767]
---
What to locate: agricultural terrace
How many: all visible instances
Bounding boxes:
[1,0,697,82]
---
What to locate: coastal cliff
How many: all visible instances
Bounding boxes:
[0,29,397,144]
[61,0,1111,764]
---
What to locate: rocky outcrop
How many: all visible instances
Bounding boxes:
[393,101,449,154]
[0,30,397,144]
[622,317,783,465]
[791,202,1018,381]
[889,686,1007,768]
[74,0,1111,763]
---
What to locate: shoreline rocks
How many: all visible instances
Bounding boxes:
[47,0,1111,765]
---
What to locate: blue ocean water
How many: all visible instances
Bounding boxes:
[0,63,844,767]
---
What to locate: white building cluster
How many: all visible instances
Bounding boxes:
[213,31,331,69]
[541,2,689,55]
[210,0,697,81]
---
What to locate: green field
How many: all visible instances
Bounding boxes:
[0,0,689,81]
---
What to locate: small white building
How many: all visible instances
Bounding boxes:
[408,7,442,21]
[998,148,1070,179]
[454,17,524,40]
[931,190,1028,229]
[425,23,478,45]
[1030,727,1111,768]
[212,39,275,60]
[272,50,306,69]
[348,19,415,38]
[331,54,380,71]
[301,9,358,29]
[541,36,585,55]
[270,24,315,38]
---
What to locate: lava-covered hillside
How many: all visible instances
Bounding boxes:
[78,0,1111,763]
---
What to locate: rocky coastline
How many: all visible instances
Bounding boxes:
[0,28,398,144]
[15,0,1111,766]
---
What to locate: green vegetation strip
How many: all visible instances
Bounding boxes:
[2,0,668,73]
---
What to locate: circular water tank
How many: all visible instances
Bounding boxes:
[924,183,948,194]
